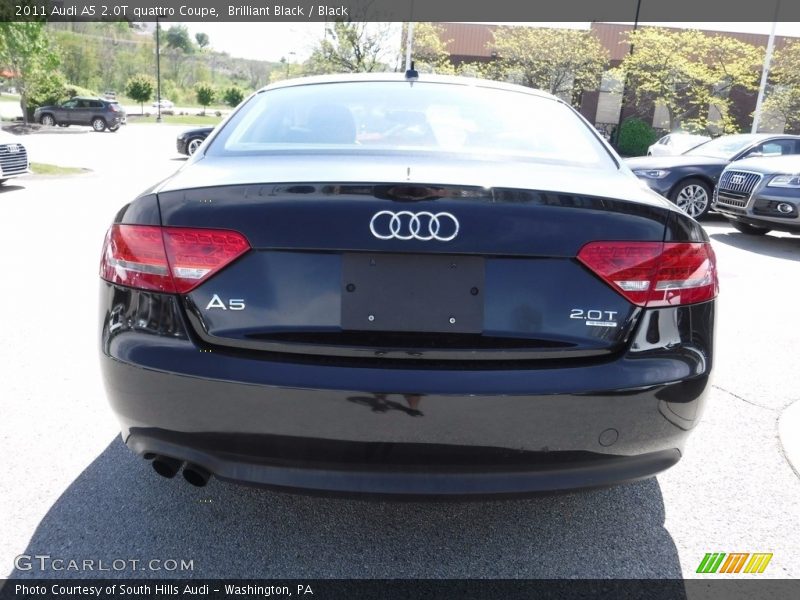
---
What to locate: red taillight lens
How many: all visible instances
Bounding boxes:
[163,228,251,293]
[577,241,718,307]
[100,225,250,293]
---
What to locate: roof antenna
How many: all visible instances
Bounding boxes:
[405,60,419,81]
[404,20,418,81]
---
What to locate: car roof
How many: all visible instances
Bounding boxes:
[717,133,800,142]
[730,154,800,170]
[257,72,563,103]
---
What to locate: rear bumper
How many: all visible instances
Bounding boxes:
[127,425,682,496]
[100,285,714,495]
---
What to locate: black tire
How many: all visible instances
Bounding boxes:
[58,123,70,127]
[186,137,204,155]
[670,178,712,219]
[109,124,120,132]
[91,117,106,132]
[40,114,55,127]
[730,220,771,236]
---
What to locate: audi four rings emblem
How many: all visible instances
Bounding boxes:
[369,211,460,241]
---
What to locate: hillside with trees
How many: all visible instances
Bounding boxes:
[2,21,798,135]
[50,22,281,105]
[0,21,281,120]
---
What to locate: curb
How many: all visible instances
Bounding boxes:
[1,124,88,136]
[778,400,800,478]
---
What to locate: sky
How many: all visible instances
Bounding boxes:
[184,22,800,63]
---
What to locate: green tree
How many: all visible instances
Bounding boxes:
[125,74,155,114]
[408,23,455,74]
[223,86,245,108]
[51,31,99,90]
[490,26,609,106]
[27,71,68,116]
[157,25,196,88]
[164,25,195,54]
[617,117,658,156]
[762,41,800,133]
[0,22,60,124]
[195,32,210,49]
[615,27,761,133]
[195,82,215,114]
[305,21,394,74]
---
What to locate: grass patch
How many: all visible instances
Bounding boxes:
[127,114,223,126]
[0,93,21,103]
[31,162,88,176]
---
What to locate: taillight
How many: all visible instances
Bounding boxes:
[100,225,250,293]
[577,241,718,307]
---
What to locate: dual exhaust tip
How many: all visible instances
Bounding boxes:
[149,455,210,487]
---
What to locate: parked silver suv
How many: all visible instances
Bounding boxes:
[714,155,800,236]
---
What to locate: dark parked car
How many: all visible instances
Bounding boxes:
[713,155,800,236]
[99,74,718,496]
[625,134,800,219]
[34,96,126,132]
[176,126,213,156]
[0,130,30,185]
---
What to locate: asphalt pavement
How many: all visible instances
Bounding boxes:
[0,125,798,579]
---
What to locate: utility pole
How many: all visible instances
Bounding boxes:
[613,0,642,146]
[752,1,781,133]
[155,17,162,123]
[404,0,415,72]
[405,22,415,72]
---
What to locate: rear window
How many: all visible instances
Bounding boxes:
[207,81,613,168]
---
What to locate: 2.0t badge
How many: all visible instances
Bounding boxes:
[570,308,619,327]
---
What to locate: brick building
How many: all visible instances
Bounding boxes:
[436,22,799,134]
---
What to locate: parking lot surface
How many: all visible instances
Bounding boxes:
[1,125,799,579]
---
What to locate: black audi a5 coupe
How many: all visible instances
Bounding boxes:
[99,74,718,496]
[625,133,800,219]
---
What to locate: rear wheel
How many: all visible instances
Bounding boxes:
[109,124,120,132]
[58,123,70,128]
[40,114,55,127]
[730,220,770,236]
[92,117,106,132]
[186,137,204,155]
[670,178,712,219]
